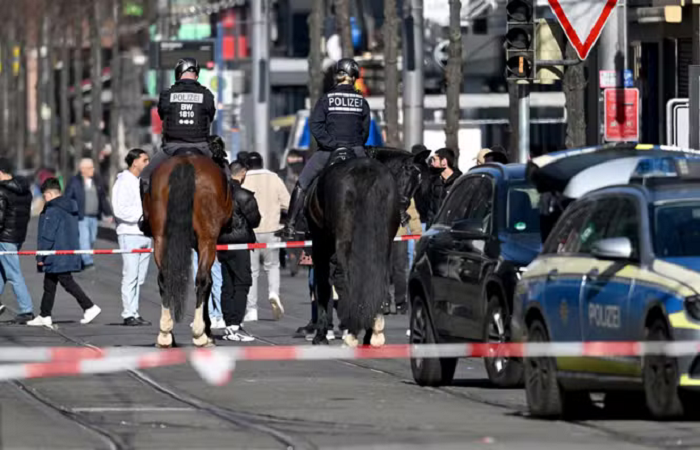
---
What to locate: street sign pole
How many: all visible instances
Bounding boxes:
[252,0,270,168]
[518,84,530,163]
[689,66,700,150]
[598,0,628,143]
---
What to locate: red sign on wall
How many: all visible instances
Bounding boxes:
[604,88,639,142]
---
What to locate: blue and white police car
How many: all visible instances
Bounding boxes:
[513,144,700,419]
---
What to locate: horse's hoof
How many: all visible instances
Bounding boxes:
[156,332,173,348]
[370,332,385,348]
[343,334,359,348]
[192,334,210,347]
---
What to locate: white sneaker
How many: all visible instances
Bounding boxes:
[326,329,336,341]
[243,309,258,322]
[211,317,226,329]
[80,305,102,324]
[222,325,255,342]
[269,294,284,321]
[27,316,53,327]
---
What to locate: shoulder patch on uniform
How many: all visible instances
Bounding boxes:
[170,93,204,103]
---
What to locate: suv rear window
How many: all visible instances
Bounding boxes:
[507,184,540,233]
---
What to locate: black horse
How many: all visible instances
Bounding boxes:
[307,147,426,347]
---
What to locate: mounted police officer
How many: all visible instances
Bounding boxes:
[139,57,217,197]
[278,58,370,240]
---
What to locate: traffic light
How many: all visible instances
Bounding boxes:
[505,0,536,81]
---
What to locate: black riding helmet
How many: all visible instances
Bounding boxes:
[335,58,360,80]
[175,57,200,81]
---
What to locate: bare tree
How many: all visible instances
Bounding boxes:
[59,0,73,181]
[89,0,103,167]
[0,1,13,152]
[308,0,324,154]
[383,0,400,147]
[109,0,123,187]
[444,0,462,155]
[563,43,586,148]
[36,2,48,167]
[72,5,85,168]
[335,0,354,58]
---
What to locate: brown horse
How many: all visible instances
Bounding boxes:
[143,154,233,347]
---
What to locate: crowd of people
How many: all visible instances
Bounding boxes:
[0,54,512,340]
[0,141,508,337]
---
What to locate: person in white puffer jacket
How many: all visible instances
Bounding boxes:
[111,149,152,326]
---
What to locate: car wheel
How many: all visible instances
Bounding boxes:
[483,295,523,387]
[643,319,685,419]
[410,294,457,387]
[524,319,592,418]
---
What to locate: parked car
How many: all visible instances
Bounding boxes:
[409,163,542,387]
[514,146,700,419]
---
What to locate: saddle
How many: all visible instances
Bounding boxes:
[304,148,359,230]
[326,147,357,168]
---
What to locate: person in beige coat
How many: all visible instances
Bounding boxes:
[241,152,291,322]
[387,198,421,315]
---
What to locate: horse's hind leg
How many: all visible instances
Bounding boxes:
[370,314,386,347]
[193,241,216,347]
[312,244,331,345]
[154,240,174,348]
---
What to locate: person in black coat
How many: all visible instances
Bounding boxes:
[27,178,102,327]
[218,161,262,342]
[0,158,35,322]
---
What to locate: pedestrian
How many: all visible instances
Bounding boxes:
[218,160,261,341]
[241,152,290,322]
[65,157,113,270]
[28,178,101,327]
[426,148,462,227]
[0,158,35,323]
[111,149,152,326]
[387,198,421,315]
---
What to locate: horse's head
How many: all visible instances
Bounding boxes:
[368,146,427,206]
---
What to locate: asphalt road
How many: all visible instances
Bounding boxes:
[0,222,697,449]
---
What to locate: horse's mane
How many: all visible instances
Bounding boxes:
[367,146,416,174]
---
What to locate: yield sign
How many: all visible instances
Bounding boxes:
[548,0,619,61]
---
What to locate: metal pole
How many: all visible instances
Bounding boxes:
[402,0,424,150]
[252,0,270,168]
[597,1,627,143]
[518,83,530,163]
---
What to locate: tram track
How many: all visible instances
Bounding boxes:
[18,323,317,450]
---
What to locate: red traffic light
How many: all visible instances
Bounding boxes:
[506,0,533,23]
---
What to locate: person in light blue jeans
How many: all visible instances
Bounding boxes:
[0,242,34,315]
[192,251,224,328]
[0,158,35,322]
[64,158,113,269]
[112,149,153,326]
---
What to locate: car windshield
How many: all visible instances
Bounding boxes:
[507,185,541,233]
[654,201,700,257]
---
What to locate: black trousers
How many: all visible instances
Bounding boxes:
[219,250,252,327]
[40,272,94,317]
[390,241,408,306]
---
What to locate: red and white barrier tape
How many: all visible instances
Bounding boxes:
[0,235,422,256]
[1,341,699,385]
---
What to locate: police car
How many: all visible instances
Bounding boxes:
[513,144,700,419]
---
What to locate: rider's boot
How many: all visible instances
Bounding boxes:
[138,179,153,238]
[277,183,306,240]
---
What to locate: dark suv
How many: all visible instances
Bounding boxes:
[409,163,542,387]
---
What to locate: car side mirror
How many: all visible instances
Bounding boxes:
[451,218,489,239]
[591,237,633,260]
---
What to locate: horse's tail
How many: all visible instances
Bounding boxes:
[162,162,195,323]
[337,171,396,333]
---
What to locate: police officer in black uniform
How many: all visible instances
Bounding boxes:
[139,57,217,193]
[278,58,370,240]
